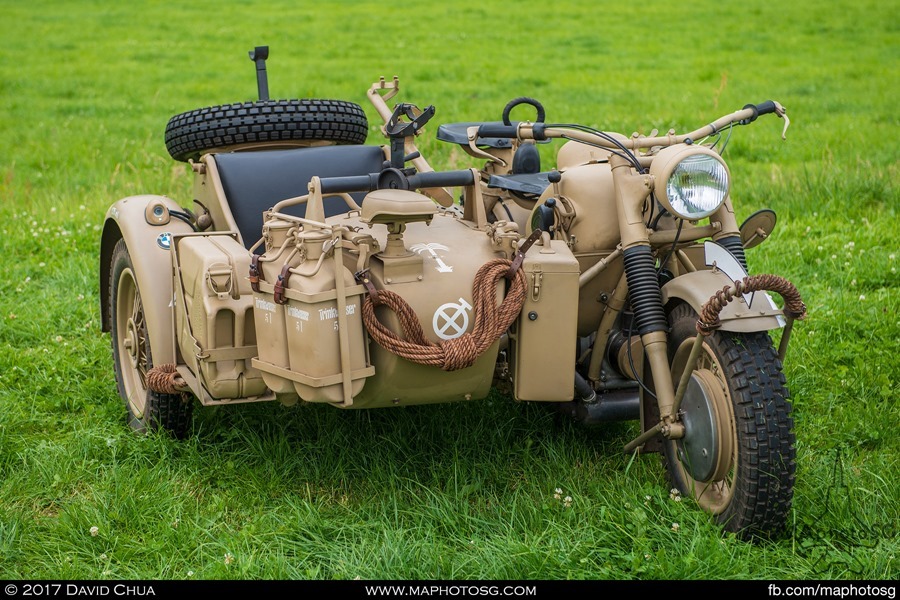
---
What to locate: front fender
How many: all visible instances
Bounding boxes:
[99,195,194,365]
[661,269,785,333]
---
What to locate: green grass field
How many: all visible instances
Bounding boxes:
[0,0,897,581]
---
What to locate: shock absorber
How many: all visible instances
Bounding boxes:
[622,245,668,335]
[608,153,677,422]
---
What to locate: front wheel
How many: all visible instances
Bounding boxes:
[663,303,796,539]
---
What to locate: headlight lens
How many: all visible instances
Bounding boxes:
[665,154,729,219]
[651,145,731,221]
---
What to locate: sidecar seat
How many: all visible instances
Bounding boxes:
[213,145,386,249]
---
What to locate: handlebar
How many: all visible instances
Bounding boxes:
[479,100,787,149]
[319,169,476,195]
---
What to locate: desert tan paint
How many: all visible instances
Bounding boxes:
[101,89,789,416]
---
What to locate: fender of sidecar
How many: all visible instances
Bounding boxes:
[661,269,785,332]
[99,195,195,365]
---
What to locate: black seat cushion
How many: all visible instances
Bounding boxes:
[214,145,385,249]
[487,172,551,196]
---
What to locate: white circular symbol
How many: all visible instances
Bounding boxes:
[432,297,472,340]
[156,232,172,250]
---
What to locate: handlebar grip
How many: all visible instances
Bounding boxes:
[477,123,519,139]
[742,101,779,123]
[754,101,778,116]
[408,170,475,189]
[319,174,379,194]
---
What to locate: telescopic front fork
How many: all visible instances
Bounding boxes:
[605,154,685,452]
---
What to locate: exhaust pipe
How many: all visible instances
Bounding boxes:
[558,377,640,424]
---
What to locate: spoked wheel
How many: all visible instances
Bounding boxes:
[663,303,796,539]
[109,239,193,438]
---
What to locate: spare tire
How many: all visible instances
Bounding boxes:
[164,99,369,162]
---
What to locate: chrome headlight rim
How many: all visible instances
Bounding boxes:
[651,145,731,221]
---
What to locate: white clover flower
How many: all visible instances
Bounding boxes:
[224,553,234,565]
[859,295,866,301]
[90,526,99,537]
[671,523,680,532]
[187,571,194,577]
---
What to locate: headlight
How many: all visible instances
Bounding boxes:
[650,145,730,220]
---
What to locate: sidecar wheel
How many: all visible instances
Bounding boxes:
[663,303,795,540]
[109,239,193,438]
[164,99,369,162]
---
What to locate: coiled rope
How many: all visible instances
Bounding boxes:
[697,274,807,336]
[361,258,527,371]
[146,363,186,394]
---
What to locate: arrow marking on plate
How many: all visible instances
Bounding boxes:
[411,243,453,273]
[704,240,754,305]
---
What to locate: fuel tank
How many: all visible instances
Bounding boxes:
[535,162,625,337]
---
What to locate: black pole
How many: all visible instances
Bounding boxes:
[248,46,269,101]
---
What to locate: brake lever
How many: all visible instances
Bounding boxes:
[465,126,508,166]
[775,102,790,140]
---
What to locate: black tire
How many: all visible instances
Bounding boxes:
[663,303,795,540]
[164,98,369,162]
[109,239,193,438]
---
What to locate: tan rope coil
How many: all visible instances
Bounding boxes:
[697,274,807,336]
[361,258,527,371]
[146,364,183,394]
